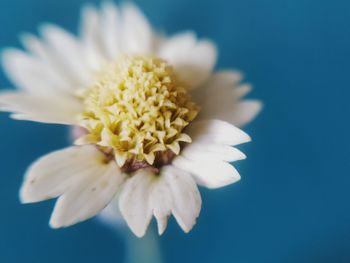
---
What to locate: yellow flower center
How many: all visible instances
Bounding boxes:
[77,55,199,167]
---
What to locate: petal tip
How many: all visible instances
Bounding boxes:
[158,228,165,236]
[49,217,62,229]
[19,187,31,204]
[133,228,147,238]
[49,208,68,229]
[1,48,16,67]
[243,131,252,143]
[156,216,169,236]
[255,100,264,113]
[18,180,41,204]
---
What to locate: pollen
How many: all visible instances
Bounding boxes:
[76,55,199,167]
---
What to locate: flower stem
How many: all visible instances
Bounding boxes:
[97,205,163,263]
[123,227,163,263]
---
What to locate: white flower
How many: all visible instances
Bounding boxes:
[0,2,261,237]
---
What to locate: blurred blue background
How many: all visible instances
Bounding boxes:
[0,0,349,262]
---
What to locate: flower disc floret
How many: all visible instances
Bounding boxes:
[78,55,199,166]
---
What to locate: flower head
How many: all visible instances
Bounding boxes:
[0,2,261,237]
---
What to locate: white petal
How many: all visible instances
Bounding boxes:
[21,33,51,60]
[158,32,217,89]
[120,3,153,55]
[229,100,263,127]
[0,91,82,125]
[207,70,244,87]
[100,2,121,60]
[149,173,173,235]
[181,141,246,162]
[119,167,201,237]
[187,119,251,146]
[172,156,240,189]
[118,170,154,237]
[234,84,253,99]
[160,166,201,234]
[98,196,124,227]
[173,121,246,189]
[193,70,262,127]
[20,146,105,203]
[158,32,196,57]
[39,24,91,86]
[20,33,75,89]
[80,4,106,70]
[1,49,71,95]
[50,159,125,228]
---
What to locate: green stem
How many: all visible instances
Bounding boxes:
[123,227,163,263]
[97,204,163,263]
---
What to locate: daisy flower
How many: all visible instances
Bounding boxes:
[0,2,261,237]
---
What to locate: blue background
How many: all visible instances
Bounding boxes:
[0,0,349,262]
